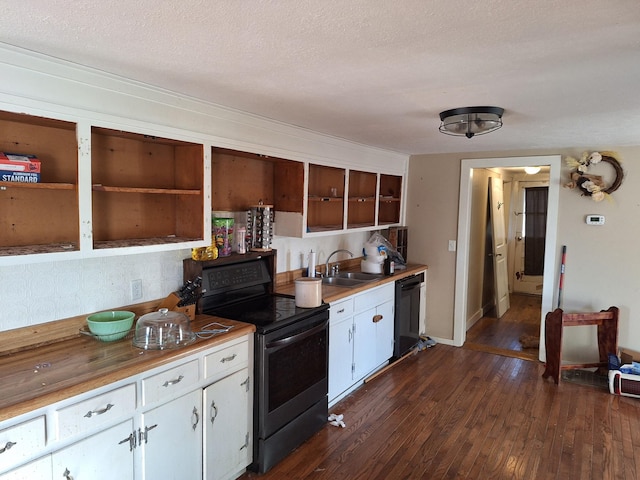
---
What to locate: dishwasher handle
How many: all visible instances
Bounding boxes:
[396,272,424,289]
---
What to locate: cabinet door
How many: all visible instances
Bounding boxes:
[329,317,354,402]
[141,389,202,480]
[51,420,134,480]
[0,456,52,480]
[374,300,395,366]
[353,307,378,380]
[203,369,251,480]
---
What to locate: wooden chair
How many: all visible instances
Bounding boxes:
[542,306,619,384]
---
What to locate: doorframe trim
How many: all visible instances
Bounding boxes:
[453,155,561,361]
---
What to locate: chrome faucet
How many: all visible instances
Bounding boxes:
[325,249,354,277]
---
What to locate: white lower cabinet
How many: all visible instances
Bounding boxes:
[52,420,135,480]
[328,309,355,402]
[0,456,51,480]
[0,416,46,474]
[203,368,251,480]
[329,283,395,405]
[141,389,202,480]
[0,334,253,480]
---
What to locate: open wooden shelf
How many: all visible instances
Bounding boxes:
[0,243,78,257]
[92,185,201,195]
[0,182,76,191]
[91,126,205,249]
[93,236,201,250]
[0,111,79,255]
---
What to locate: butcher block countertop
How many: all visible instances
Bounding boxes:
[0,314,254,422]
[275,263,428,303]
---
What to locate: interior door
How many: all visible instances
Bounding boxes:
[489,177,510,318]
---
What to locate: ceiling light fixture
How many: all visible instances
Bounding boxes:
[524,166,541,175]
[439,106,504,139]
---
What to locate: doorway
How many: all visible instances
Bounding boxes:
[453,155,561,362]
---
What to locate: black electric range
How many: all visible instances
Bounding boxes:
[198,255,328,332]
[195,254,329,474]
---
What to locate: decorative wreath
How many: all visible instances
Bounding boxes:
[564,151,624,202]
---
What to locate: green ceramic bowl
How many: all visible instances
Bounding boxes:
[86,311,135,342]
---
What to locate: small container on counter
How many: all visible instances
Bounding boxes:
[236,225,246,254]
[213,217,234,257]
[294,277,323,308]
[384,257,395,275]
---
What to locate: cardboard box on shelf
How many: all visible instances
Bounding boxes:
[620,347,640,365]
[0,152,41,183]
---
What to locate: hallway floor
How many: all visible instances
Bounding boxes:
[464,293,542,362]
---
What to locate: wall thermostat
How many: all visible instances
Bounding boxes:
[586,214,605,225]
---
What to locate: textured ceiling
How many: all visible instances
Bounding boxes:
[1,0,640,155]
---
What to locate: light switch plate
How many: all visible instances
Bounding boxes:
[448,240,456,252]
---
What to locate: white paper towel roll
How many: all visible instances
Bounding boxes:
[308,250,317,278]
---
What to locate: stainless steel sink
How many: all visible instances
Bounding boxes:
[334,272,384,281]
[321,277,366,287]
[321,272,383,287]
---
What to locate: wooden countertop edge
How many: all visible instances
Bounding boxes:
[0,319,255,422]
[275,263,427,303]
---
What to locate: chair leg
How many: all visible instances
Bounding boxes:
[542,309,563,384]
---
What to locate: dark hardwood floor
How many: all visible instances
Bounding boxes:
[465,293,542,362]
[240,303,640,479]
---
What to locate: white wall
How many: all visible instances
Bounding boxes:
[0,45,406,333]
[0,231,372,332]
[407,146,640,357]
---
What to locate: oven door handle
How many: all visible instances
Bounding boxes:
[266,320,328,349]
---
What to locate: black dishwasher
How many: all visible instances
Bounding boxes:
[394,272,425,358]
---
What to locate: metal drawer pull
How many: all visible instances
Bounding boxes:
[373,314,383,323]
[163,375,184,387]
[0,441,16,454]
[192,406,200,431]
[210,400,218,425]
[63,467,74,480]
[221,353,237,363]
[84,403,114,418]
[241,377,250,392]
[337,308,345,314]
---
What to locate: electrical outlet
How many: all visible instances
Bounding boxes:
[131,279,143,301]
[448,240,456,252]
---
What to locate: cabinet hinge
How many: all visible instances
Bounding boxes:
[351,362,355,374]
[118,431,137,452]
[240,432,249,450]
[139,424,158,445]
[241,376,250,392]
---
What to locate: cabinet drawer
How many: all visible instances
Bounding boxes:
[0,416,45,473]
[56,383,136,440]
[354,283,394,311]
[330,298,354,324]
[204,342,248,381]
[142,360,199,405]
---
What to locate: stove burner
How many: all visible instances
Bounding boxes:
[206,294,324,332]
